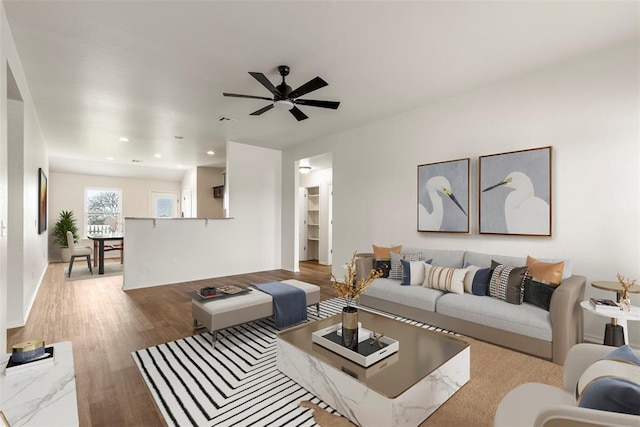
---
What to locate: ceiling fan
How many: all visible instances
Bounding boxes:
[223,65,340,121]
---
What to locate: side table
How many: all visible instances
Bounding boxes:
[590,281,640,346]
[580,301,640,346]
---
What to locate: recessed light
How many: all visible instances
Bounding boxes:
[177,164,183,168]
[119,137,129,142]
[106,156,114,160]
[154,153,162,158]
[206,150,215,155]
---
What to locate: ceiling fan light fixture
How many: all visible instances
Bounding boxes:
[299,166,312,174]
[274,99,294,111]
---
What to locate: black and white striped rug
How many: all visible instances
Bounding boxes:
[132,298,457,427]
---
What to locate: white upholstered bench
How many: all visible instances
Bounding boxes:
[192,279,321,345]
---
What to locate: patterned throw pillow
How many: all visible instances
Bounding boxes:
[389,252,423,280]
[423,263,467,294]
[488,261,527,305]
[526,256,564,286]
[400,260,426,286]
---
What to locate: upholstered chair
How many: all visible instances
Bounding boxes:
[495,343,640,427]
[66,231,93,277]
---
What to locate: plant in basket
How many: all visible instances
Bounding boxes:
[331,252,383,349]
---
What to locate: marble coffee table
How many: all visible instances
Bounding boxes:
[277,308,470,427]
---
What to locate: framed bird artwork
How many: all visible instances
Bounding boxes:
[417,158,469,233]
[479,146,552,236]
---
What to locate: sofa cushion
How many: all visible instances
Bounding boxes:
[436,292,552,341]
[423,264,466,294]
[363,277,443,312]
[463,264,492,295]
[526,256,564,286]
[489,261,527,305]
[464,251,573,280]
[372,244,402,260]
[374,260,392,278]
[389,252,423,280]
[401,260,426,286]
[523,277,555,311]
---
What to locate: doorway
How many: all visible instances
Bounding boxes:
[297,153,333,267]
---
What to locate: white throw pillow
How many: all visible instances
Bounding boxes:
[423,264,467,294]
[463,265,481,293]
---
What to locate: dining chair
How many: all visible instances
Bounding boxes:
[66,231,93,277]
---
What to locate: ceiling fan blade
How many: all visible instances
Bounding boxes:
[250,104,275,116]
[288,77,328,99]
[289,106,308,121]
[248,72,280,96]
[294,99,340,109]
[223,93,273,101]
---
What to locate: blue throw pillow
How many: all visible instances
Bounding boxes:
[471,268,491,296]
[578,377,640,415]
[577,345,640,415]
[603,344,640,365]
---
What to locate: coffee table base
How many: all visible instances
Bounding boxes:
[277,339,470,427]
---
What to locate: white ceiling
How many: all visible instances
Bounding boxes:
[3,1,638,181]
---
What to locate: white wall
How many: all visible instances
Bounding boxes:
[282,42,640,346]
[0,3,49,340]
[123,141,281,289]
[48,172,180,261]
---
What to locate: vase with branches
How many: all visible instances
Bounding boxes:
[331,252,383,349]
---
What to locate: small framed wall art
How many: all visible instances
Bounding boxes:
[38,168,47,234]
[479,146,552,236]
[417,158,469,233]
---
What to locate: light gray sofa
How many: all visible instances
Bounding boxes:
[356,248,586,365]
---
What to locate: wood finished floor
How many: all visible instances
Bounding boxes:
[7,260,334,427]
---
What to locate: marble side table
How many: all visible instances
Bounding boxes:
[0,341,78,426]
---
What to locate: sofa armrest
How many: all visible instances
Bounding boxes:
[549,275,586,364]
[535,404,640,427]
[355,255,375,283]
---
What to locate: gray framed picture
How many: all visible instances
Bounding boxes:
[417,158,469,233]
[479,146,552,236]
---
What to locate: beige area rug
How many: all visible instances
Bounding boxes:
[301,337,563,427]
[64,263,123,281]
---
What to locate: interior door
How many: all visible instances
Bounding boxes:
[182,189,192,218]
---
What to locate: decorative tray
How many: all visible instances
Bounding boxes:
[311,323,399,367]
[190,285,251,301]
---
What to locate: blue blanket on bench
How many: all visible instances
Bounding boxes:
[252,282,307,329]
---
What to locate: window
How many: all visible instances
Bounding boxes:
[150,191,178,218]
[85,187,122,234]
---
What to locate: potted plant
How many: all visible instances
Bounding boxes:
[52,210,79,262]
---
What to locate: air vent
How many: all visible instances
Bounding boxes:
[131,159,143,163]
[217,115,235,122]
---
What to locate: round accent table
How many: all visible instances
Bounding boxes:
[580,301,640,346]
[590,281,640,345]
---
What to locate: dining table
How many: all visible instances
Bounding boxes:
[87,233,124,274]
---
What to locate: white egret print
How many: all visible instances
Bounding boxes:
[418,158,469,232]
[480,147,552,236]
